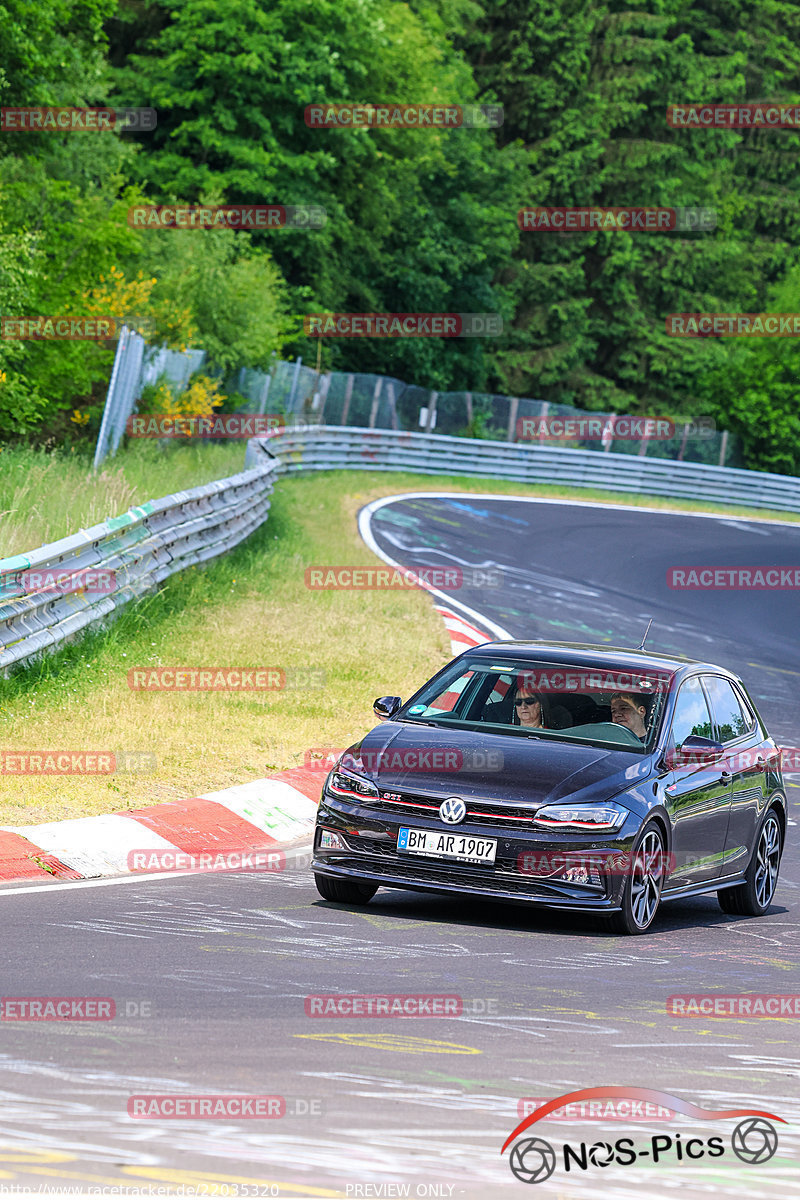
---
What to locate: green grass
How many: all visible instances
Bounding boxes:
[1,462,798,826]
[0,441,246,559]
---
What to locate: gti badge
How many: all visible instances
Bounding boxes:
[439,797,467,825]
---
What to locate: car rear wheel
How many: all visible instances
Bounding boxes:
[314,873,378,905]
[607,822,665,935]
[718,808,782,917]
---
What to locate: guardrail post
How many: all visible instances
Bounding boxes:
[425,392,438,433]
[94,326,129,471]
[602,413,616,452]
[386,382,399,430]
[341,374,354,425]
[538,401,550,444]
[507,395,519,442]
[257,364,274,416]
[465,392,473,427]
[317,372,332,423]
[368,378,382,429]
[719,430,729,467]
[287,357,303,413]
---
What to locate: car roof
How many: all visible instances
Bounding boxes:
[465,640,739,681]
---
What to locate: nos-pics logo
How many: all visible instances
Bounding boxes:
[502,1087,783,1184]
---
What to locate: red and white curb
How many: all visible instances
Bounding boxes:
[434,604,492,656]
[0,768,323,887]
[0,523,494,886]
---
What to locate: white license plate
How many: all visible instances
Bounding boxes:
[397,827,497,865]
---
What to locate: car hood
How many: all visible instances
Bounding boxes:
[340,721,651,810]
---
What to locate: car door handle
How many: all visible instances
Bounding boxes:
[755,756,766,769]
[719,771,732,782]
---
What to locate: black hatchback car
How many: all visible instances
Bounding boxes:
[312,643,786,933]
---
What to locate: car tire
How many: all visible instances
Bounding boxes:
[314,873,378,905]
[607,820,666,935]
[718,807,782,917]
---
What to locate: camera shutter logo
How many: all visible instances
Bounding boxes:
[731,1118,778,1164]
[509,1137,556,1184]
[439,797,467,825]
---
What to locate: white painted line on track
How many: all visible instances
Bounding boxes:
[0,845,314,898]
[361,488,800,527]
[358,496,512,639]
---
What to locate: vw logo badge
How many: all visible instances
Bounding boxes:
[439,797,466,825]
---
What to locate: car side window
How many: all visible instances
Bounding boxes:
[669,677,714,748]
[703,675,749,744]
[732,683,757,734]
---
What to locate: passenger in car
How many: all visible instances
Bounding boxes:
[609,692,649,740]
[512,686,546,728]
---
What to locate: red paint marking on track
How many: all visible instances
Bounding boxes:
[0,829,81,882]
[269,767,324,803]
[120,797,278,855]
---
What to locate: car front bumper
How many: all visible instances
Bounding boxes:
[312,794,643,913]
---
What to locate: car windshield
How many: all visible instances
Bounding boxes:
[400,657,670,752]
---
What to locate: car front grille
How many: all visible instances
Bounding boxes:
[371,792,538,828]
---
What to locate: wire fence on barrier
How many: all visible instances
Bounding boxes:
[94,332,740,470]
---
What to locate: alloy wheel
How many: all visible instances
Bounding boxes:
[630,829,665,929]
[754,814,781,909]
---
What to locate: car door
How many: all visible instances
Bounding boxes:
[663,675,732,888]
[703,675,770,879]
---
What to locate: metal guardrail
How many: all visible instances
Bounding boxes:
[6,420,795,674]
[0,457,279,673]
[245,426,800,514]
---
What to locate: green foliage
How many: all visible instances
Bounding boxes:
[110,0,523,389]
[2,0,800,472]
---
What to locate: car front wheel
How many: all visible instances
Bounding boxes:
[718,808,782,917]
[314,873,378,905]
[607,821,666,935]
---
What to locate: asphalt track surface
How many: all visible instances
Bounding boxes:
[1,493,798,1199]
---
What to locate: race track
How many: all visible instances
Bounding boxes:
[1,493,797,1199]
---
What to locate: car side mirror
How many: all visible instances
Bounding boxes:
[374,695,402,722]
[668,734,725,768]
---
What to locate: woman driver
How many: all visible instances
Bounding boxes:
[512,683,547,729]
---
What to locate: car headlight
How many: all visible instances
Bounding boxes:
[327,768,379,801]
[533,802,629,832]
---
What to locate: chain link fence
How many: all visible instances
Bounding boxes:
[94,332,741,470]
